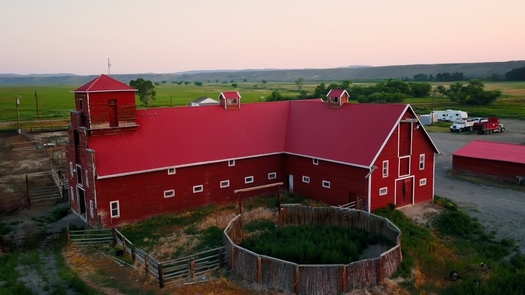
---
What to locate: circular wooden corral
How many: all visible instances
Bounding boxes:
[224,204,402,295]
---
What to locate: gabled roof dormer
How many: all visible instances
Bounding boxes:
[219,91,241,110]
[326,89,349,108]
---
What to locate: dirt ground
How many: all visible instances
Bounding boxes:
[1,118,524,294]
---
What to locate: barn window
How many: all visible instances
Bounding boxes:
[313,158,319,165]
[110,201,120,218]
[419,154,425,170]
[302,176,310,183]
[89,200,94,219]
[164,189,175,198]
[419,178,427,186]
[333,97,339,103]
[76,165,83,186]
[382,160,389,178]
[322,180,330,188]
[168,168,176,175]
[193,185,203,193]
[379,187,388,196]
[228,160,235,167]
[220,180,230,188]
[245,176,254,184]
[268,172,277,180]
[85,169,89,188]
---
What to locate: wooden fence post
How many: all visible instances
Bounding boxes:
[112,228,117,247]
[257,256,262,284]
[294,265,300,295]
[131,244,136,262]
[66,226,71,250]
[342,265,347,293]
[144,254,149,274]
[218,247,224,267]
[158,263,164,288]
[189,257,195,278]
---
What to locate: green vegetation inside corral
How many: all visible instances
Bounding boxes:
[241,223,393,264]
[374,198,525,294]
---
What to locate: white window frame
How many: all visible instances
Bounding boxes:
[419,154,425,170]
[382,160,389,178]
[419,178,427,186]
[193,185,203,193]
[268,172,277,180]
[85,169,89,188]
[164,189,175,198]
[76,165,82,187]
[245,176,254,184]
[379,187,388,196]
[302,176,310,183]
[70,186,74,202]
[110,201,120,218]
[228,160,235,167]
[168,168,176,175]
[69,162,74,177]
[89,200,94,218]
[322,180,330,188]
[313,158,319,165]
[220,180,230,188]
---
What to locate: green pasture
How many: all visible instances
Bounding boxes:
[1,81,524,122]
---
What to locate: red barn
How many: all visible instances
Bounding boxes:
[66,75,440,228]
[453,140,525,183]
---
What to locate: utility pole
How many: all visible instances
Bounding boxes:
[170,95,172,107]
[35,90,39,118]
[16,96,21,134]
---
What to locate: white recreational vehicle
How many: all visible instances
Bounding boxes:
[432,109,468,122]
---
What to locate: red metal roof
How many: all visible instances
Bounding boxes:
[90,100,430,178]
[453,140,525,164]
[326,89,348,98]
[219,91,241,99]
[74,74,136,93]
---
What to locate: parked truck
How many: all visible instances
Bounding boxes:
[473,117,505,134]
[449,119,475,132]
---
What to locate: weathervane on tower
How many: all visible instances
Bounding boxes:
[108,58,111,75]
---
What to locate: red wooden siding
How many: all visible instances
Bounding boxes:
[80,92,137,129]
[95,155,286,228]
[285,155,369,208]
[453,156,525,183]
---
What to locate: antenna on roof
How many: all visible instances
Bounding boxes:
[107,58,111,75]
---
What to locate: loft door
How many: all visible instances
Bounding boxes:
[108,100,118,127]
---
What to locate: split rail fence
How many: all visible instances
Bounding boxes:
[66,227,225,288]
[224,204,402,295]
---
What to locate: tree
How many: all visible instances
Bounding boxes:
[437,80,500,105]
[130,78,156,107]
[408,82,432,98]
[266,90,285,101]
[194,81,203,86]
[505,66,525,81]
[413,73,429,81]
[295,78,305,91]
[231,83,238,88]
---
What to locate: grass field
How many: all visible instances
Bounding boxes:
[1,81,524,123]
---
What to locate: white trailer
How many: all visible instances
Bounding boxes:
[432,109,468,122]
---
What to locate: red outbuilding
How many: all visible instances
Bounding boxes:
[66,74,440,228]
[452,140,525,183]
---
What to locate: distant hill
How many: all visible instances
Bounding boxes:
[1,60,524,85]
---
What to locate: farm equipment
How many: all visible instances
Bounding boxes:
[473,117,505,134]
[445,262,491,286]
[449,119,475,132]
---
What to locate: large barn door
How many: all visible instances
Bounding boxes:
[108,99,118,127]
[395,177,413,208]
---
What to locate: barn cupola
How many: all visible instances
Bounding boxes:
[326,89,349,108]
[72,74,138,133]
[219,91,241,110]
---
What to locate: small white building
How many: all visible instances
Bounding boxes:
[190,96,220,106]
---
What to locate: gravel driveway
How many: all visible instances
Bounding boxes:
[429,119,525,253]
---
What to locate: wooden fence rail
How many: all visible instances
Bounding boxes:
[66,227,224,289]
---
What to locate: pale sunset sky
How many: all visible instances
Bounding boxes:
[1,0,524,75]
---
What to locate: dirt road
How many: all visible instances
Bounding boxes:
[430,119,525,253]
